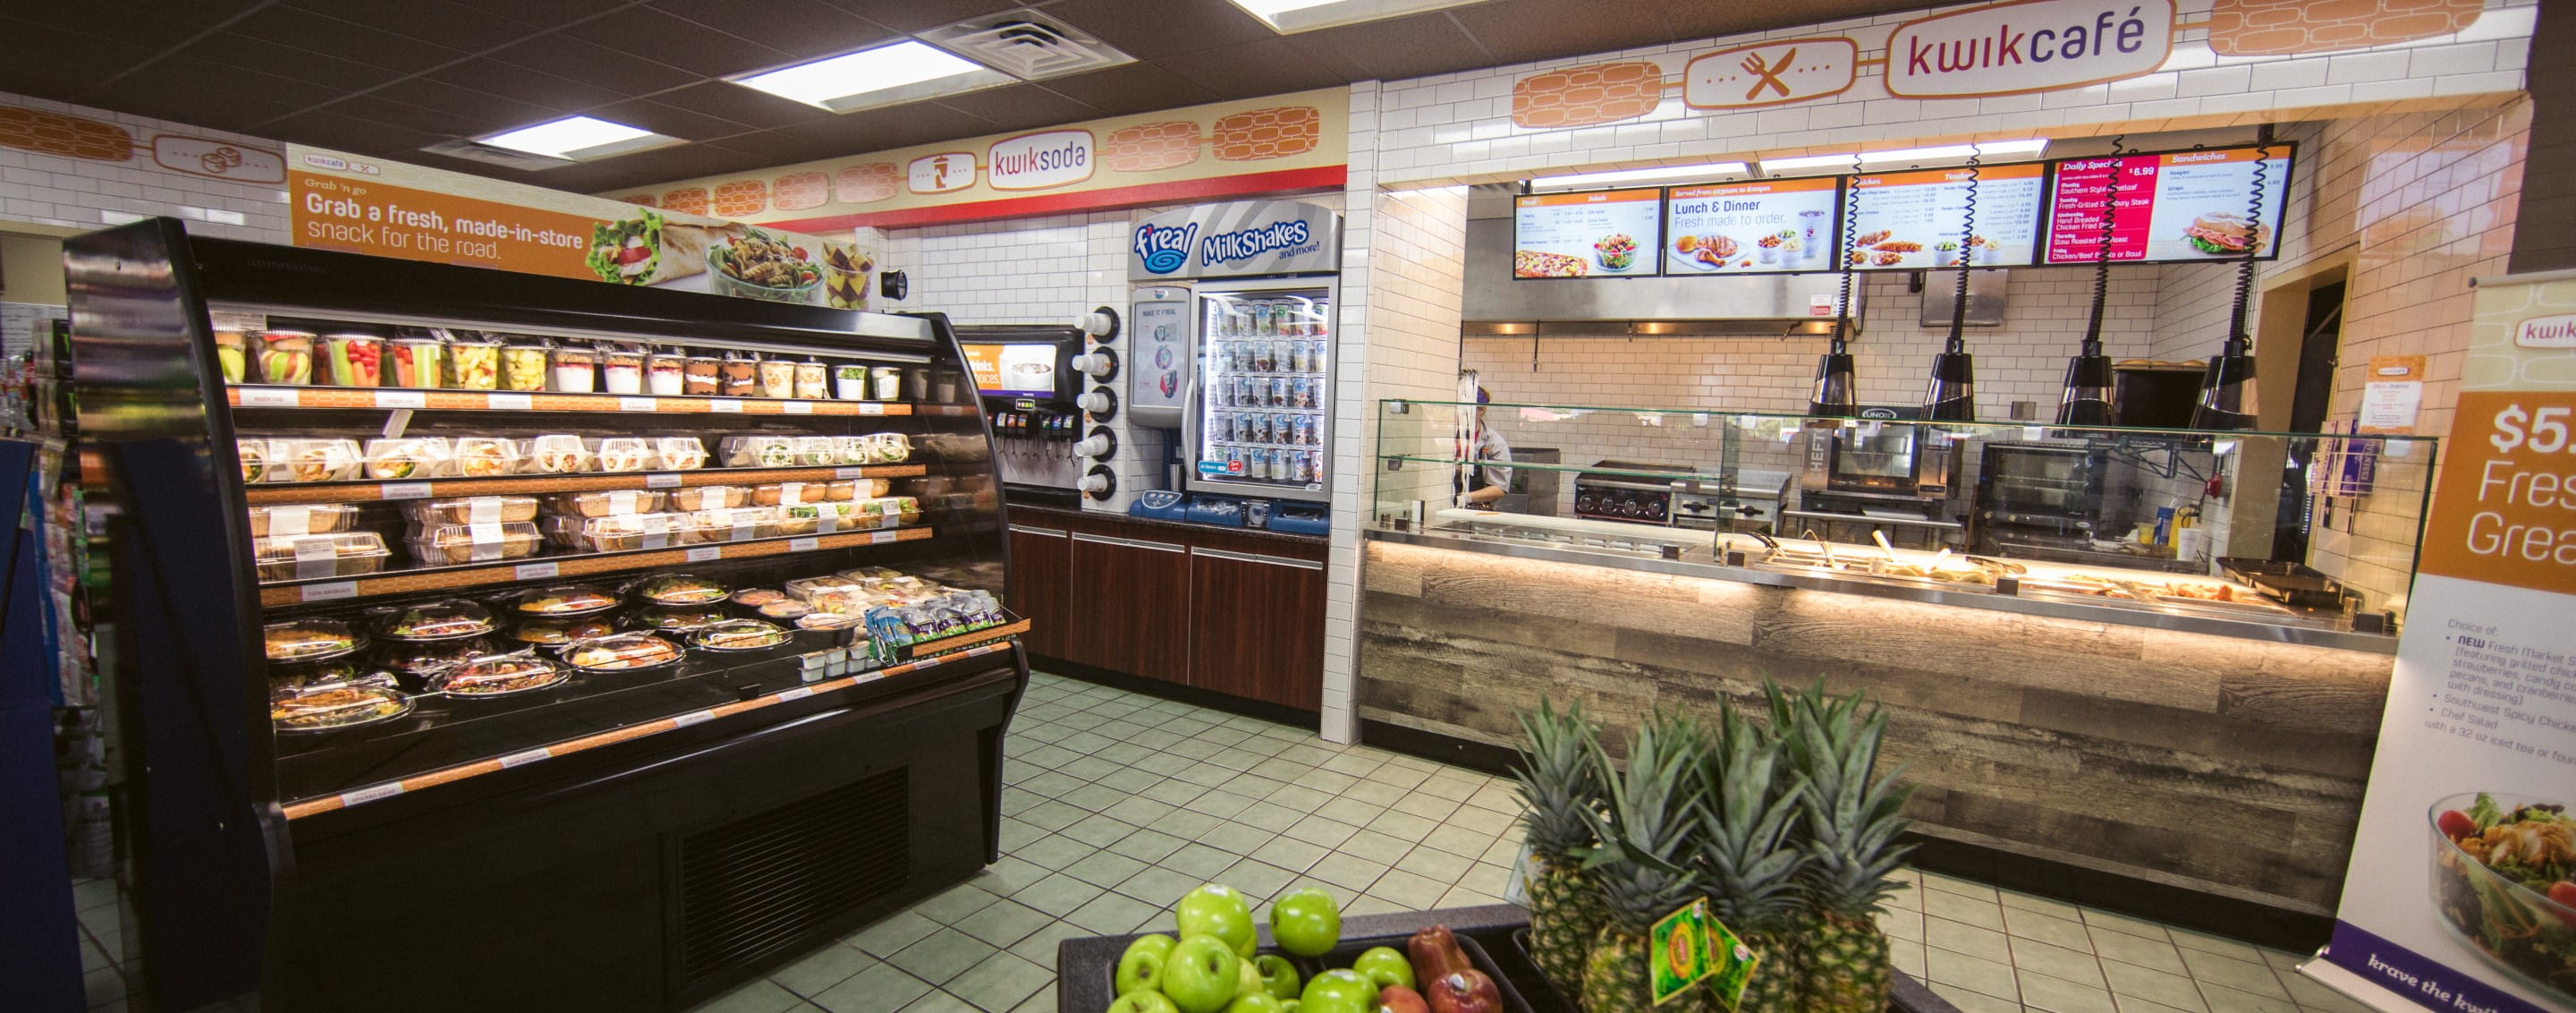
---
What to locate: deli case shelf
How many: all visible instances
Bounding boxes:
[68,220,1027,1012]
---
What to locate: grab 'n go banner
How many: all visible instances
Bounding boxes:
[2314,272,2576,1013]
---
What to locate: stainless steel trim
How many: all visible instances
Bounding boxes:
[1071,532,1129,548]
[1009,525,1067,537]
[1364,527,2397,654]
[1129,538,1189,554]
[209,301,940,362]
[1192,546,1325,570]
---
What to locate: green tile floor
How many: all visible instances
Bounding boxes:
[67,671,2377,1013]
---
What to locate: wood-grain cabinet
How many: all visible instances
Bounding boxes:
[1005,510,1325,711]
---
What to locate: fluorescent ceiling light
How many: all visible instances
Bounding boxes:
[1225,0,1489,34]
[1530,162,1749,190]
[1855,140,2049,164]
[479,116,670,161]
[733,40,1009,113]
[1758,153,1860,173]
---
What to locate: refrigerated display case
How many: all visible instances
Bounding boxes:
[1188,284,1335,503]
[66,219,1027,1012]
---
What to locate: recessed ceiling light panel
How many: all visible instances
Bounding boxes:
[477,115,675,162]
[1225,0,1491,34]
[733,40,1013,114]
[1757,154,1860,174]
[1529,162,1750,190]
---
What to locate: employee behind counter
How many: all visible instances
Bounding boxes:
[1457,387,1514,506]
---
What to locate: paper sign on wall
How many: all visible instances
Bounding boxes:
[2357,355,2427,434]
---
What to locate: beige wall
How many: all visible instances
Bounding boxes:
[1,233,66,305]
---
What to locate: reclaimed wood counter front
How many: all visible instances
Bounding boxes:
[1357,537,2394,915]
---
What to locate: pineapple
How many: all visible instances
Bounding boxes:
[1578,710,1707,1013]
[1692,697,1809,1013]
[1773,682,1916,1013]
[1511,699,1610,997]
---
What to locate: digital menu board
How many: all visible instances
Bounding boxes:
[1843,162,2045,270]
[962,342,1061,399]
[1512,189,1663,278]
[2043,145,2293,265]
[1664,177,1841,275]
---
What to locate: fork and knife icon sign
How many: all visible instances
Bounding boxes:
[1741,48,1799,100]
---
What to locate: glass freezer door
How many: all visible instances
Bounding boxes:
[1189,285,1332,503]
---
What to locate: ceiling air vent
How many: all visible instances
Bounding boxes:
[417,139,575,172]
[918,9,1136,82]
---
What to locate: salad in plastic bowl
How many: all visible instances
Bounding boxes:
[2429,792,2576,1000]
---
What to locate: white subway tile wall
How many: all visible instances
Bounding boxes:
[0,92,289,243]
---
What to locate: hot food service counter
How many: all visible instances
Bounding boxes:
[1360,400,2435,919]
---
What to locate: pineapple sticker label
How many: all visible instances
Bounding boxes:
[1700,913,1759,1012]
[1650,900,1712,1005]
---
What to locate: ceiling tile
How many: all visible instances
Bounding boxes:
[1031,63,1222,117]
[1449,0,1675,64]
[424,58,633,111]
[1653,0,1936,42]
[1038,0,1279,59]
[367,79,573,132]
[645,81,842,132]
[930,85,1099,132]
[79,64,310,132]
[279,0,556,53]
[105,0,274,28]
[1153,38,1360,101]
[485,35,704,97]
[649,0,896,61]
[813,0,1020,34]
[8,6,213,51]
[0,17,168,101]
[226,5,472,74]
[563,6,792,78]
[258,107,453,157]
[311,94,504,140]
[1289,15,1489,81]
[582,98,767,142]
[174,33,413,92]
[442,0,627,30]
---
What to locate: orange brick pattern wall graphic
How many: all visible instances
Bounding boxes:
[614,194,655,207]
[2207,0,2482,55]
[836,164,899,204]
[1101,122,1200,173]
[710,179,767,218]
[1210,106,1319,162]
[1513,61,1665,130]
[658,188,710,216]
[0,107,133,162]
[771,171,828,211]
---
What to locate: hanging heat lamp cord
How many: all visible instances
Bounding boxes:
[2229,140,2272,344]
[2084,135,2127,356]
[2191,125,2274,430]
[1947,152,1979,350]
[1806,155,1866,416]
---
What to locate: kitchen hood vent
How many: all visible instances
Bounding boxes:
[1461,217,1860,336]
[919,10,1136,81]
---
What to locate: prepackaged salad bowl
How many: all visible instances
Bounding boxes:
[2427,791,2576,1001]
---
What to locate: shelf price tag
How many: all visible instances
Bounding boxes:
[709,399,744,413]
[869,531,900,545]
[854,671,886,685]
[684,546,721,563]
[856,403,886,416]
[374,390,426,409]
[379,481,433,500]
[514,561,559,581]
[619,396,657,413]
[497,747,551,769]
[776,686,815,702]
[487,393,533,411]
[673,710,716,728]
[241,387,301,407]
[645,472,682,489]
[784,400,813,414]
[833,466,866,480]
[789,536,820,552]
[341,782,405,806]
[301,580,358,603]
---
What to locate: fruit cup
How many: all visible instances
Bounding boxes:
[212,329,247,384]
[256,330,316,385]
[390,337,445,388]
[447,339,500,390]
[322,333,384,387]
[500,342,549,393]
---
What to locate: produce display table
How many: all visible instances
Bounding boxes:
[1056,905,1959,1013]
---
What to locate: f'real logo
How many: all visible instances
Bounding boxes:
[1134,222,1199,275]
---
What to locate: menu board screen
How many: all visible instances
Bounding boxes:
[1512,189,1663,278]
[1843,162,2045,270]
[1664,177,1841,275]
[2043,145,2294,265]
[962,342,1059,399]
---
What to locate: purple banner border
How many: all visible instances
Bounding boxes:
[2326,921,2566,1013]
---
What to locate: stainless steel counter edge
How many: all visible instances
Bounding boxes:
[1367,528,2400,654]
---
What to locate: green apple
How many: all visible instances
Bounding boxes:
[1254,955,1301,1000]
[1176,884,1257,959]
[1351,947,1414,992]
[1300,968,1376,1013]
[1110,991,1181,1013]
[1164,934,1246,1013]
[1267,889,1342,958]
[1224,992,1285,1013]
[1236,957,1264,999]
[1117,934,1179,995]
[1282,1001,1301,1013]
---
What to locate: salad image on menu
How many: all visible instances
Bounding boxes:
[1513,188,1663,277]
[1665,177,1839,274]
[1843,163,2044,270]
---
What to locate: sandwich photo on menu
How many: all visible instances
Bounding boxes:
[2183,212,2271,257]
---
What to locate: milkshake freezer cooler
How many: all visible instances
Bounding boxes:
[1125,200,1343,506]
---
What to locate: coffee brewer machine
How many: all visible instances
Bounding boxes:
[957,325,1088,505]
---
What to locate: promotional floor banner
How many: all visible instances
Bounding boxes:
[2314,271,2576,1012]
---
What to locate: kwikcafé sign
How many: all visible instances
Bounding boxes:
[1129,201,1342,281]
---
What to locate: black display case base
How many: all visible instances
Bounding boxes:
[1055,905,1959,1013]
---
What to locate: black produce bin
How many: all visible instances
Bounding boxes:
[1055,906,1960,1013]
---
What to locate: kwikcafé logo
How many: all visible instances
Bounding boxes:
[1134,222,1199,275]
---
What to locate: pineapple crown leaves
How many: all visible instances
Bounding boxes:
[1510,697,1607,864]
[1694,699,1810,929]
[1577,709,1709,929]
[1770,681,1919,915]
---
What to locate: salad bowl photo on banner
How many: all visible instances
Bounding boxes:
[2310,272,2576,1013]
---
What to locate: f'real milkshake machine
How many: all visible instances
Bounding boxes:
[957,325,1097,506]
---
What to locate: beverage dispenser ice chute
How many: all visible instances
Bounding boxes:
[957,325,1088,506]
